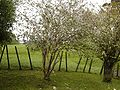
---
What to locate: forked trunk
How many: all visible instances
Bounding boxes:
[42,48,60,81]
[44,73,51,81]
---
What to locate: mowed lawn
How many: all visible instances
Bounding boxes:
[0,44,120,90]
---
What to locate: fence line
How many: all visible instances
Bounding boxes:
[75,57,82,72]
[6,45,10,70]
[27,47,33,70]
[83,57,89,73]
[58,51,63,71]
[15,46,22,70]
[0,45,5,63]
[88,59,93,73]
[0,45,119,77]
[65,51,68,72]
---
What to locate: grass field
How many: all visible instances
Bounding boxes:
[0,44,120,90]
[0,44,103,73]
[0,70,120,90]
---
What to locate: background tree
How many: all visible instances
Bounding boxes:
[71,9,98,59]
[0,0,16,46]
[89,2,120,82]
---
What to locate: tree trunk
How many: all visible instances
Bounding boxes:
[44,73,51,81]
[103,61,114,83]
[42,48,59,81]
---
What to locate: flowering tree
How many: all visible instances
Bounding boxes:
[16,0,88,80]
[90,2,120,82]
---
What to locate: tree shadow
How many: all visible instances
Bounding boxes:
[0,70,55,90]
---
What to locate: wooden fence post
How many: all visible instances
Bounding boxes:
[116,63,119,77]
[65,51,68,72]
[83,57,88,73]
[15,46,22,70]
[75,57,82,72]
[88,59,93,73]
[100,62,104,75]
[27,47,33,70]
[0,45,5,63]
[58,51,63,71]
[6,45,10,70]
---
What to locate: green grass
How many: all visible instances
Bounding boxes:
[0,44,42,70]
[0,44,120,90]
[0,44,103,73]
[0,70,120,90]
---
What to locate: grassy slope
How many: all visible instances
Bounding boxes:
[0,44,120,90]
[0,70,120,90]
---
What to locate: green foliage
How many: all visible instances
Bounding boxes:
[0,0,16,45]
[111,2,120,16]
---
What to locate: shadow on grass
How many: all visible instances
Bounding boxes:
[0,70,55,90]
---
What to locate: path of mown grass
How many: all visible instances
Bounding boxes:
[0,70,120,90]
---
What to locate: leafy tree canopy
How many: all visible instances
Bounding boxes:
[0,0,16,45]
